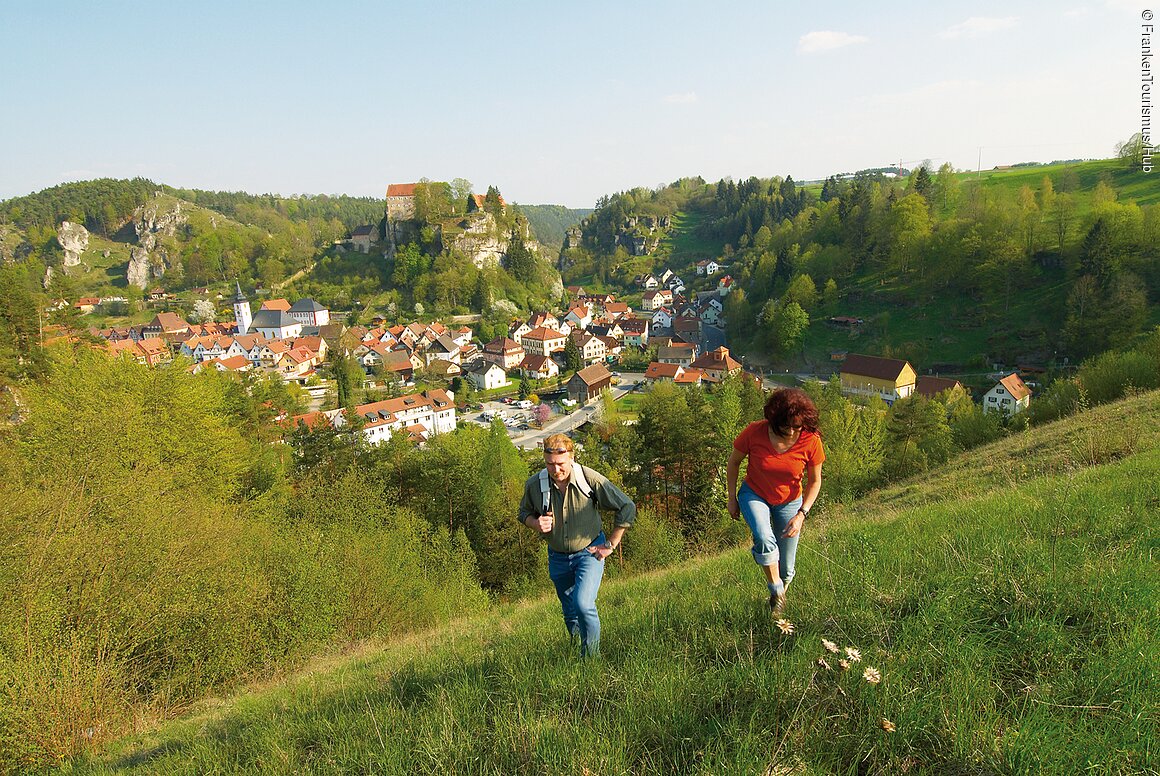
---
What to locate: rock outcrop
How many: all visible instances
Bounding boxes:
[125,197,187,288]
[453,213,508,269]
[450,212,547,270]
[56,221,90,267]
[126,247,151,289]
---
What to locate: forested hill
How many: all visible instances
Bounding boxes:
[0,179,564,329]
[561,158,1160,375]
[517,203,592,250]
[0,179,384,297]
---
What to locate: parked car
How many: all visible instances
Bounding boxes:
[516,399,533,410]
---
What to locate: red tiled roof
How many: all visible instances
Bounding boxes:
[645,362,682,379]
[573,363,612,386]
[284,411,333,431]
[485,336,523,353]
[690,346,741,373]
[916,376,964,398]
[217,355,251,371]
[523,326,566,341]
[387,183,419,197]
[673,368,704,384]
[522,354,553,371]
[998,373,1031,401]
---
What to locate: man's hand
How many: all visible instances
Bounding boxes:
[527,511,554,533]
[589,543,616,560]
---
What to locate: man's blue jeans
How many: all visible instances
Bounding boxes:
[738,483,801,587]
[547,533,606,657]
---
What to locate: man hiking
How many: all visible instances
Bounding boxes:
[519,434,635,657]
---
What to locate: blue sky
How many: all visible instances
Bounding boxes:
[0,1,1141,207]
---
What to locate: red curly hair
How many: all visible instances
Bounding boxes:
[764,388,820,435]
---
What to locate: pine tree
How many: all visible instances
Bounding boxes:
[563,337,583,372]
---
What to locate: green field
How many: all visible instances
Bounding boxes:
[66,391,1160,775]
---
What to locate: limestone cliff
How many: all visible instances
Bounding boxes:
[125,195,186,288]
[448,211,547,270]
[56,221,90,267]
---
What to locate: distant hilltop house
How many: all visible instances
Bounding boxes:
[350,224,377,253]
[471,192,506,212]
[839,353,917,405]
[386,182,504,223]
[386,183,419,220]
[984,373,1031,415]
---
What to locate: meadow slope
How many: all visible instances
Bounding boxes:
[66,393,1160,775]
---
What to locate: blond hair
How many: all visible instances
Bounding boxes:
[542,433,574,454]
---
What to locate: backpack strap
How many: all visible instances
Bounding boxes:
[538,463,595,513]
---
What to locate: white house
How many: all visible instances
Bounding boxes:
[651,307,674,329]
[563,305,593,331]
[695,259,720,276]
[642,289,673,311]
[571,331,607,363]
[250,309,303,340]
[983,373,1032,415]
[521,354,559,380]
[467,361,510,391]
[483,336,526,369]
[288,299,330,327]
[342,389,457,446]
[521,326,568,356]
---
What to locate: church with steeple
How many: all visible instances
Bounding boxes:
[232,281,252,334]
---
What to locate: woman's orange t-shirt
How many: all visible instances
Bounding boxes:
[733,420,825,506]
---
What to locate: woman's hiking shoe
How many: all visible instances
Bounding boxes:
[769,588,787,616]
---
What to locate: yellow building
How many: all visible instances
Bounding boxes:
[839,354,917,405]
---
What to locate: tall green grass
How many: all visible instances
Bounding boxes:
[66,398,1160,775]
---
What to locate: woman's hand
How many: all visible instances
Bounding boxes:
[783,510,805,538]
[727,495,740,521]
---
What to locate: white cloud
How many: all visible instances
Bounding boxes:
[940,16,1018,39]
[1063,7,1090,18]
[663,92,698,104]
[797,30,869,54]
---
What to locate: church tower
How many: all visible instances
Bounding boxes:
[233,281,252,334]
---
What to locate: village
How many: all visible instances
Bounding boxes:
[65,176,1035,449]
[80,260,1033,452]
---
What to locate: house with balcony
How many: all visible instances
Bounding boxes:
[839,354,917,405]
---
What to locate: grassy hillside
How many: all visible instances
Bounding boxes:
[67,391,1160,775]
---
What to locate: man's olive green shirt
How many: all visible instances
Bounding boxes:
[518,464,635,553]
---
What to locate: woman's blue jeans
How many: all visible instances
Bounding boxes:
[547,533,606,657]
[738,483,801,587]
